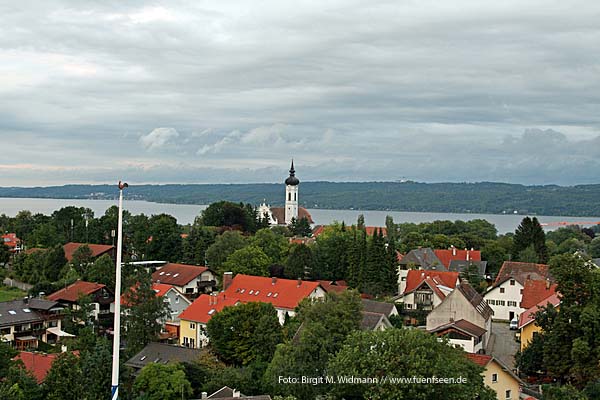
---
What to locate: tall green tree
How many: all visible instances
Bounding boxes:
[181,221,217,265]
[222,246,271,277]
[80,338,113,400]
[285,244,316,279]
[43,352,84,400]
[133,363,192,400]
[146,214,182,262]
[289,217,312,237]
[514,217,548,263]
[363,228,387,296]
[0,243,10,265]
[85,254,116,290]
[205,231,247,273]
[201,201,257,232]
[250,228,289,264]
[207,302,283,366]
[328,329,496,400]
[123,271,171,356]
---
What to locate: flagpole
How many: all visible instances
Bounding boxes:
[111,181,127,400]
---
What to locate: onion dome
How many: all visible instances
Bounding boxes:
[284,160,299,186]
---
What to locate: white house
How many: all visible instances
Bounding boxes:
[483,261,552,321]
[151,263,218,296]
[396,270,460,311]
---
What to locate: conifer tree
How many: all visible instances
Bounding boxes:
[514,217,548,263]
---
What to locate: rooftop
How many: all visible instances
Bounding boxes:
[494,261,553,287]
[520,279,558,310]
[47,280,107,303]
[124,342,205,370]
[151,263,210,287]
[63,242,115,262]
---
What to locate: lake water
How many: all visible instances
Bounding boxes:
[0,197,598,234]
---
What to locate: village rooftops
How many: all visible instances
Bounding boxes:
[494,261,553,287]
[270,207,314,224]
[124,342,205,371]
[518,293,561,329]
[434,248,481,268]
[63,242,115,262]
[151,263,210,287]
[520,279,558,309]
[403,270,460,296]
[178,292,240,324]
[14,351,76,382]
[428,318,487,338]
[120,283,181,306]
[0,298,62,327]
[47,280,107,303]
[361,299,397,317]
[318,280,349,294]
[456,282,494,320]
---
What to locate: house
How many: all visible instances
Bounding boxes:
[256,161,314,226]
[124,342,205,372]
[398,248,445,271]
[0,298,69,350]
[360,312,393,331]
[396,270,460,311]
[1,233,22,253]
[178,274,326,348]
[63,242,115,262]
[465,354,523,400]
[47,280,114,320]
[520,279,557,310]
[178,292,241,348]
[483,261,553,321]
[518,293,560,351]
[203,386,272,399]
[151,263,218,296]
[318,280,349,294]
[427,282,494,353]
[362,298,398,318]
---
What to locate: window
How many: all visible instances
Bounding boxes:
[8,310,16,315]
[510,279,515,286]
[294,193,296,201]
[499,288,505,294]
[498,300,505,306]
[288,193,291,201]
[190,323,196,330]
[520,289,523,294]
[175,296,179,304]
[505,389,511,399]
[491,373,498,383]
[508,301,517,307]
[486,299,495,305]
[401,277,406,281]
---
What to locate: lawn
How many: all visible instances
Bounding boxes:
[0,286,27,302]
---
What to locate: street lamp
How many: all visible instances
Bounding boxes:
[111,181,128,400]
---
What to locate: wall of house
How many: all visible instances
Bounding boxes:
[400,291,443,311]
[448,337,482,354]
[484,281,524,321]
[163,289,191,322]
[397,269,409,295]
[483,361,520,400]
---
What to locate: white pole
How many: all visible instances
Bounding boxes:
[111,181,127,400]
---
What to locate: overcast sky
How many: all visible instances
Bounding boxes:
[1,0,599,186]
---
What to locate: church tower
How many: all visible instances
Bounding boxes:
[284,160,299,224]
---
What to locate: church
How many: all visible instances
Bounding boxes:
[257,161,314,226]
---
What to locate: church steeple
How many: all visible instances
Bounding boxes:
[285,159,299,186]
[284,159,299,224]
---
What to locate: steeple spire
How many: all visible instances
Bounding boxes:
[289,159,295,176]
[285,159,299,186]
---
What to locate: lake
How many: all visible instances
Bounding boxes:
[0,197,598,234]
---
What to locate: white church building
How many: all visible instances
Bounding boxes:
[258,161,314,226]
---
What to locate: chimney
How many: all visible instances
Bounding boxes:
[272,277,277,285]
[297,278,302,287]
[201,392,208,399]
[452,246,456,256]
[213,294,217,305]
[23,296,29,305]
[232,389,241,398]
[223,272,233,290]
[156,280,160,284]
[546,278,550,290]
[466,251,470,261]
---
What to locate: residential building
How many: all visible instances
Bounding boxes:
[483,261,553,321]
[318,280,349,294]
[1,233,22,253]
[124,342,205,372]
[396,270,459,311]
[178,274,326,348]
[466,354,522,400]
[47,280,114,320]
[518,293,560,351]
[151,263,218,296]
[203,386,272,399]
[257,161,314,226]
[427,282,494,352]
[360,312,393,331]
[63,242,115,262]
[0,298,68,349]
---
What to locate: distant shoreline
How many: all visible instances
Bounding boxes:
[0,181,598,217]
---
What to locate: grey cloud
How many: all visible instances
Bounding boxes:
[1,1,600,186]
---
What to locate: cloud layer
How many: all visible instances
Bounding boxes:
[1,1,599,186]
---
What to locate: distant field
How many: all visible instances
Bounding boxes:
[0,286,27,302]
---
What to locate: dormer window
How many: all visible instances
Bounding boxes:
[510,279,515,286]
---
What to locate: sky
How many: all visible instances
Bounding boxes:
[1,0,600,186]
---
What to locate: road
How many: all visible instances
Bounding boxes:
[489,321,520,369]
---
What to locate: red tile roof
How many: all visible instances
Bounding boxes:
[494,261,552,286]
[226,275,321,310]
[152,263,209,287]
[63,242,115,262]
[178,292,241,324]
[520,279,558,309]
[318,280,349,294]
[518,293,561,329]
[434,249,481,268]
[179,275,323,323]
[270,207,314,224]
[14,352,79,382]
[121,283,178,306]
[47,280,106,302]
[403,270,459,295]
[1,233,20,249]
[429,319,487,338]
[465,353,492,367]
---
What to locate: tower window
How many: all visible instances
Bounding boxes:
[294,193,296,201]
[288,193,291,201]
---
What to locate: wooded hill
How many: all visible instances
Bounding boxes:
[0,181,598,216]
